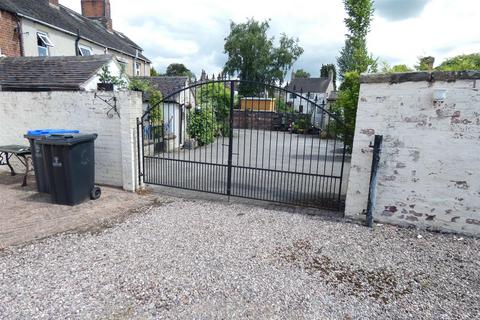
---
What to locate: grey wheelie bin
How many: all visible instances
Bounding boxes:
[24,129,79,193]
[39,134,101,206]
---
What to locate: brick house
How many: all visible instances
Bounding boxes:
[0,0,150,77]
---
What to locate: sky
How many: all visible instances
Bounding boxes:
[62,0,480,77]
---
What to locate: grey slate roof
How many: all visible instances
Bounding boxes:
[0,0,149,62]
[0,54,113,91]
[285,77,331,93]
[137,76,189,102]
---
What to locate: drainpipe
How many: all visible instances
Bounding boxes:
[75,29,81,56]
[16,16,25,56]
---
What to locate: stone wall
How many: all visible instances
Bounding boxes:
[0,91,143,191]
[345,71,480,236]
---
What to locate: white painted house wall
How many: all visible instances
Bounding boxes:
[287,92,327,113]
[20,19,150,77]
[0,91,143,191]
[345,72,480,236]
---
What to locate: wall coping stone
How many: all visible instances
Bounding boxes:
[360,70,480,84]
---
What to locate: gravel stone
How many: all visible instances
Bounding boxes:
[0,196,479,319]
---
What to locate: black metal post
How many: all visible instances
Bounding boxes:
[366,135,383,227]
[226,80,235,197]
[136,117,142,187]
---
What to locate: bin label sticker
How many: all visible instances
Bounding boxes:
[52,157,62,167]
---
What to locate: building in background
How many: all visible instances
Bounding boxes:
[0,55,127,91]
[284,71,335,114]
[0,0,150,77]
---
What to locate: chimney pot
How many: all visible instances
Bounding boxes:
[49,0,59,7]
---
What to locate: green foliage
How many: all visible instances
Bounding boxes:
[276,98,294,113]
[187,105,217,146]
[150,66,159,76]
[436,53,480,71]
[380,62,413,73]
[379,53,480,74]
[337,0,377,77]
[330,71,360,152]
[292,116,311,132]
[97,65,127,87]
[294,69,310,78]
[165,63,195,80]
[197,83,231,136]
[320,64,337,90]
[415,56,435,71]
[129,78,163,123]
[223,18,303,95]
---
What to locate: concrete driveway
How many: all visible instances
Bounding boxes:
[144,129,350,208]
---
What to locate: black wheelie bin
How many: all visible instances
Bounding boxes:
[24,129,79,193]
[39,133,101,206]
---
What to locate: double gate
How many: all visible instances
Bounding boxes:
[137,79,347,210]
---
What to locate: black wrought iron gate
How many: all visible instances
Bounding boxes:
[138,79,347,210]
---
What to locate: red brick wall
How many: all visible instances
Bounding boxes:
[81,0,112,31]
[0,10,21,57]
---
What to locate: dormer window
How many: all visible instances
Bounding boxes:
[78,44,93,56]
[37,32,54,56]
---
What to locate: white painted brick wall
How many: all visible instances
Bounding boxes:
[0,91,143,191]
[345,77,480,236]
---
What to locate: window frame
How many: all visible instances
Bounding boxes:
[78,44,93,56]
[37,32,54,57]
[37,32,54,47]
[135,61,141,76]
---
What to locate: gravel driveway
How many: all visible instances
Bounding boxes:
[1,196,479,319]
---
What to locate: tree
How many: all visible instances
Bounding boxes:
[330,72,360,151]
[335,0,376,153]
[336,0,377,77]
[150,66,159,76]
[436,53,480,71]
[380,62,413,73]
[320,64,337,90]
[165,63,195,79]
[128,78,163,123]
[196,83,231,136]
[293,69,310,78]
[223,18,303,95]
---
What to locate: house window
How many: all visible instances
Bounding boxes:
[118,61,127,75]
[78,45,93,56]
[135,61,141,76]
[37,32,53,56]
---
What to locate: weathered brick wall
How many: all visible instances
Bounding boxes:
[233,110,276,130]
[345,71,480,236]
[0,91,143,191]
[0,10,21,57]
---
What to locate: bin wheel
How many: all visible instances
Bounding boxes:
[90,187,101,200]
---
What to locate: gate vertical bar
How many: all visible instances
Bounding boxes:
[226,80,235,197]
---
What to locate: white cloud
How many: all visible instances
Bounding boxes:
[60,0,480,75]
